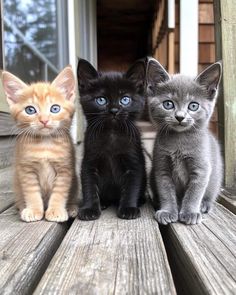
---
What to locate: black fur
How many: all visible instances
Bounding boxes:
[77,59,147,220]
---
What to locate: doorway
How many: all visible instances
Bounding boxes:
[97,0,156,72]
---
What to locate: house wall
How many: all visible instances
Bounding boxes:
[198,0,218,135]
[153,0,216,72]
[199,0,215,72]
[152,0,218,134]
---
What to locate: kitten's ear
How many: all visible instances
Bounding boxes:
[77,58,98,90]
[1,71,27,105]
[146,57,170,94]
[52,65,75,101]
[195,61,222,99]
[125,59,146,92]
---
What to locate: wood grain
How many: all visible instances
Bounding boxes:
[0,137,15,169]
[199,25,215,43]
[142,137,155,158]
[35,205,176,295]
[0,137,15,212]
[0,207,69,294]
[0,112,17,136]
[218,0,236,188]
[218,190,236,215]
[0,192,14,213]
[164,204,236,295]
[0,165,13,191]
[199,3,214,24]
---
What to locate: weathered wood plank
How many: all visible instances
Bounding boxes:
[0,166,13,191]
[0,112,17,136]
[214,0,236,188]
[0,166,14,212]
[0,192,14,213]
[0,137,15,169]
[142,138,154,159]
[35,205,176,295]
[163,204,236,295]
[0,207,69,294]
[218,189,236,215]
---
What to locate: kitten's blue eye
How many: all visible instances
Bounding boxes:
[95,97,107,106]
[25,106,36,115]
[163,100,174,110]
[120,96,131,106]
[50,104,61,113]
[188,102,199,111]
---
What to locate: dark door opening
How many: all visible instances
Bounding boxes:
[97,0,156,126]
[97,0,156,72]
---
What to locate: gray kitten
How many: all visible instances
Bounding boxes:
[147,58,223,225]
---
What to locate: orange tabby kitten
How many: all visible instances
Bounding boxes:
[2,66,78,222]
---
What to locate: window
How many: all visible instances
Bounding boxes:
[3,0,68,82]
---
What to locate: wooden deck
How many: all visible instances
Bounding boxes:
[0,131,236,294]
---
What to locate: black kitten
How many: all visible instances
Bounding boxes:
[77,59,147,220]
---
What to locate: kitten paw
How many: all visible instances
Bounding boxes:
[117,207,140,219]
[154,210,178,225]
[100,201,111,210]
[21,208,44,222]
[179,212,202,225]
[67,205,78,218]
[45,207,69,222]
[200,200,212,213]
[78,208,101,220]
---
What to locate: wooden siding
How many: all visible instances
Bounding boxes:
[151,0,219,135]
[199,0,215,72]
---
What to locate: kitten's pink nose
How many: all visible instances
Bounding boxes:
[40,119,49,126]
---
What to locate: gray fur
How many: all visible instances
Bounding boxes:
[147,58,223,225]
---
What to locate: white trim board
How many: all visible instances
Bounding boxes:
[67,0,98,143]
[180,0,199,76]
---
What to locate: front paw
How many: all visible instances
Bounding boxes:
[117,207,140,219]
[154,210,178,225]
[179,211,202,225]
[21,208,44,222]
[67,205,79,218]
[45,207,69,222]
[200,200,212,213]
[78,208,101,220]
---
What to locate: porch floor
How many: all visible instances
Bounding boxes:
[0,128,236,294]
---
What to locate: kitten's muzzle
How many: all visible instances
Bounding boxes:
[110,108,119,115]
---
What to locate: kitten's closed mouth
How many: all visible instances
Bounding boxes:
[40,126,52,131]
[173,123,189,130]
[41,126,51,129]
[110,116,119,122]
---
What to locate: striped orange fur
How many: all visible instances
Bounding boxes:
[2,67,78,222]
